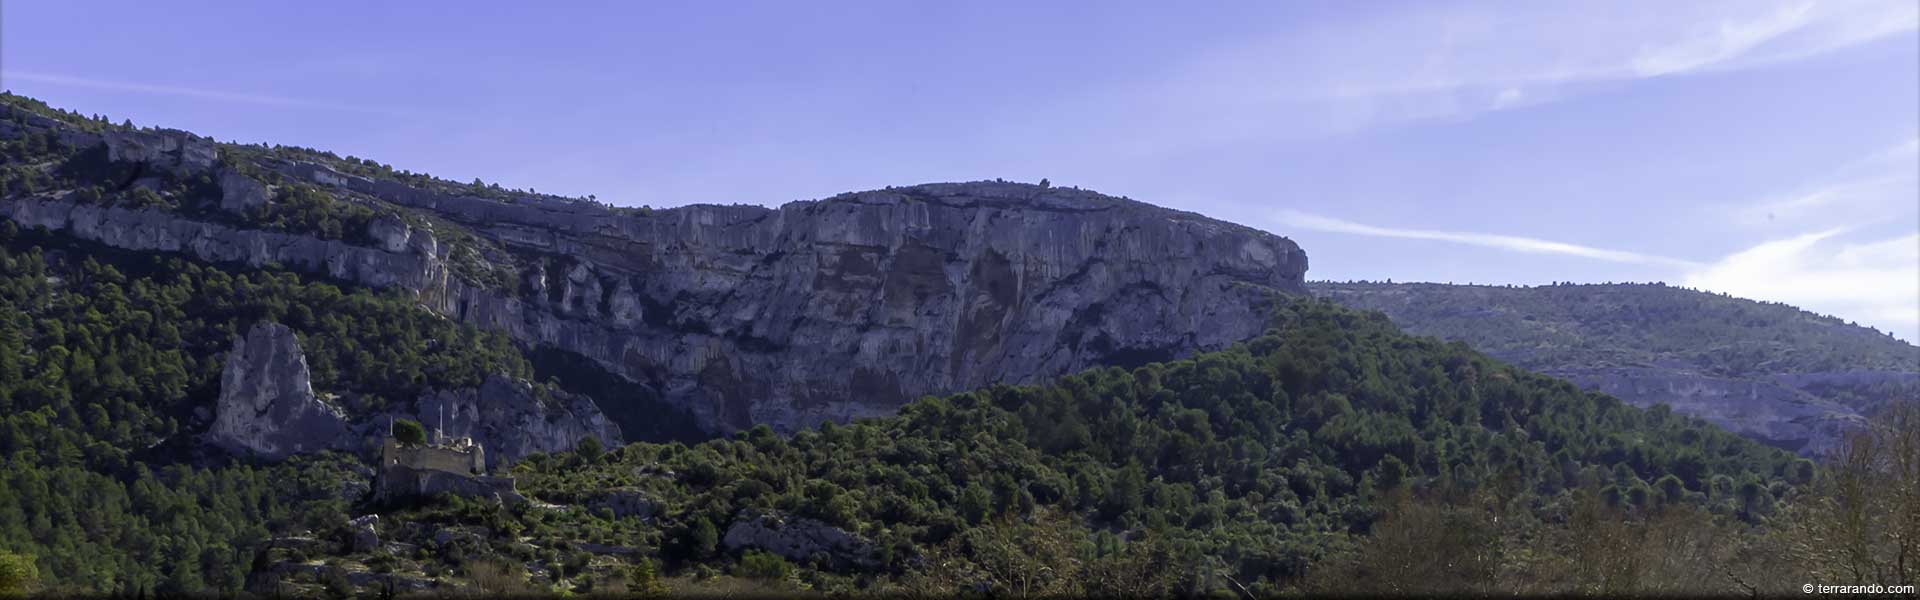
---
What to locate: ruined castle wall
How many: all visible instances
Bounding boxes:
[387,445,480,475]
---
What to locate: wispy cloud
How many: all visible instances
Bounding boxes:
[3,71,415,117]
[1735,138,1920,226]
[1128,0,1918,142]
[1272,206,1918,341]
[1687,138,1920,340]
[1683,229,1920,342]
[1271,209,1703,268]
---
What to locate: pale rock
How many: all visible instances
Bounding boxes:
[349,515,381,553]
[404,374,623,469]
[104,128,216,176]
[208,322,351,459]
[217,169,270,215]
[367,216,412,253]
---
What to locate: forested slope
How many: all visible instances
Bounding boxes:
[1317,281,1920,454]
[253,300,1833,596]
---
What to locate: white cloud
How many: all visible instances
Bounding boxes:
[1683,230,1920,342]
[3,71,414,116]
[1271,209,1703,268]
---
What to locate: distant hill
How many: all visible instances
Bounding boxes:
[1314,281,1919,455]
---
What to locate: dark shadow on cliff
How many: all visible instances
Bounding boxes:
[528,346,711,445]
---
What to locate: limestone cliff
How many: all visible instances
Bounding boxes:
[0,107,1311,436]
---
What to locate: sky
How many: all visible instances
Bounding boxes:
[3,1,1917,341]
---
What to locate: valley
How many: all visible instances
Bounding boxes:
[0,93,1912,596]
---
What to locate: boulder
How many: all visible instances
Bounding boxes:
[348,515,381,553]
[590,489,658,520]
[208,322,350,459]
[368,216,412,253]
[218,168,270,215]
[722,509,881,571]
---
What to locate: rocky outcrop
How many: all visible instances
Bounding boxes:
[366,215,414,253]
[105,128,217,176]
[1554,368,1868,456]
[209,323,352,459]
[201,318,609,465]
[218,169,271,215]
[723,510,882,571]
[348,515,381,553]
[589,489,659,520]
[0,194,439,290]
[404,374,622,469]
[0,104,102,149]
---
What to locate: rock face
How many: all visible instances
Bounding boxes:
[2,108,1312,436]
[1557,368,1868,456]
[322,179,1308,435]
[404,375,623,469]
[0,194,440,290]
[218,169,271,215]
[104,128,217,176]
[1314,281,1920,455]
[722,510,882,571]
[209,323,351,459]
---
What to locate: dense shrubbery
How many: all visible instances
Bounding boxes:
[242,183,380,243]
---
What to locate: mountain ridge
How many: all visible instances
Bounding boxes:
[0,94,1310,439]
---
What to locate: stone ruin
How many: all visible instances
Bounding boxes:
[372,428,523,505]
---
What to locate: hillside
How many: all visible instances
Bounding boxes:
[293,301,1907,596]
[1314,281,1920,454]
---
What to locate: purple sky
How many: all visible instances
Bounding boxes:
[4,1,1917,340]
